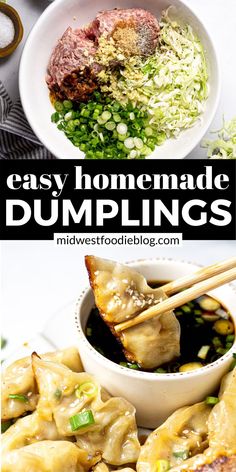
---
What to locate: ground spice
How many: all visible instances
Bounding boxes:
[113,23,140,56]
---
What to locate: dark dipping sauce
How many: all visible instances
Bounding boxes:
[86,281,235,373]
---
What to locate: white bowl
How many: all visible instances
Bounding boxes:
[75,258,236,428]
[19,0,221,160]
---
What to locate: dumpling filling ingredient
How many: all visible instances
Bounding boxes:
[203,117,236,159]
[48,8,208,159]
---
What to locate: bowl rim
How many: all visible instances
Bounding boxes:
[75,257,236,382]
[19,0,221,160]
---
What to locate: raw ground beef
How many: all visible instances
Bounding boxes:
[46,27,100,101]
[46,8,160,102]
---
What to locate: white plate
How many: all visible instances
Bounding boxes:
[19,0,221,159]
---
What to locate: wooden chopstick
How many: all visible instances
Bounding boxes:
[114,266,236,333]
[161,257,236,296]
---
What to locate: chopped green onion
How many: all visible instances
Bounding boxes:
[119,362,139,370]
[113,113,121,123]
[64,111,73,121]
[117,123,127,135]
[181,305,191,313]
[216,347,227,355]
[54,388,62,400]
[155,368,167,374]
[226,342,233,350]
[51,112,60,123]
[105,121,116,131]
[124,137,135,149]
[145,126,153,136]
[213,336,222,347]
[194,309,202,316]
[156,459,170,471]
[97,116,106,125]
[63,100,73,110]
[86,327,92,336]
[75,382,98,398]
[1,420,12,433]
[69,410,95,431]
[1,337,7,349]
[187,302,195,308]
[205,396,219,405]
[173,450,189,460]
[197,345,210,360]
[8,394,28,403]
[133,137,143,149]
[129,150,137,159]
[101,111,111,121]
[175,310,183,316]
[229,353,236,370]
[226,334,235,343]
[54,101,64,113]
[195,317,204,324]
[127,363,140,370]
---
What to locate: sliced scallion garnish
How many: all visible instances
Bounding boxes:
[69,410,95,431]
[54,388,62,400]
[173,450,189,460]
[229,353,236,370]
[1,420,12,433]
[75,382,97,398]
[197,345,210,360]
[8,394,28,402]
[205,396,219,405]
[1,337,7,349]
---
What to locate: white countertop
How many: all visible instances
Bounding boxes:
[1,0,236,158]
[1,240,236,360]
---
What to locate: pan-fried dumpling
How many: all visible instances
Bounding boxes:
[1,347,83,420]
[1,440,95,472]
[32,354,140,465]
[93,464,135,472]
[138,368,236,472]
[207,368,236,455]
[1,411,63,454]
[169,368,236,471]
[137,402,211,472]
[85,256,180,369]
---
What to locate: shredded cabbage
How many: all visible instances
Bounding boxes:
[98,8,208,141]
[203,117,236,159]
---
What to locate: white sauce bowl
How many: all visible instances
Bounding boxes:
[75,258,236,428]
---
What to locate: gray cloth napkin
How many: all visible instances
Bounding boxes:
[0,81,55,159]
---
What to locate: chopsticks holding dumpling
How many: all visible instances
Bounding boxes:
[114,257,236,333]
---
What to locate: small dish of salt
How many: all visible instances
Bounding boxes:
[0,3,23,57]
